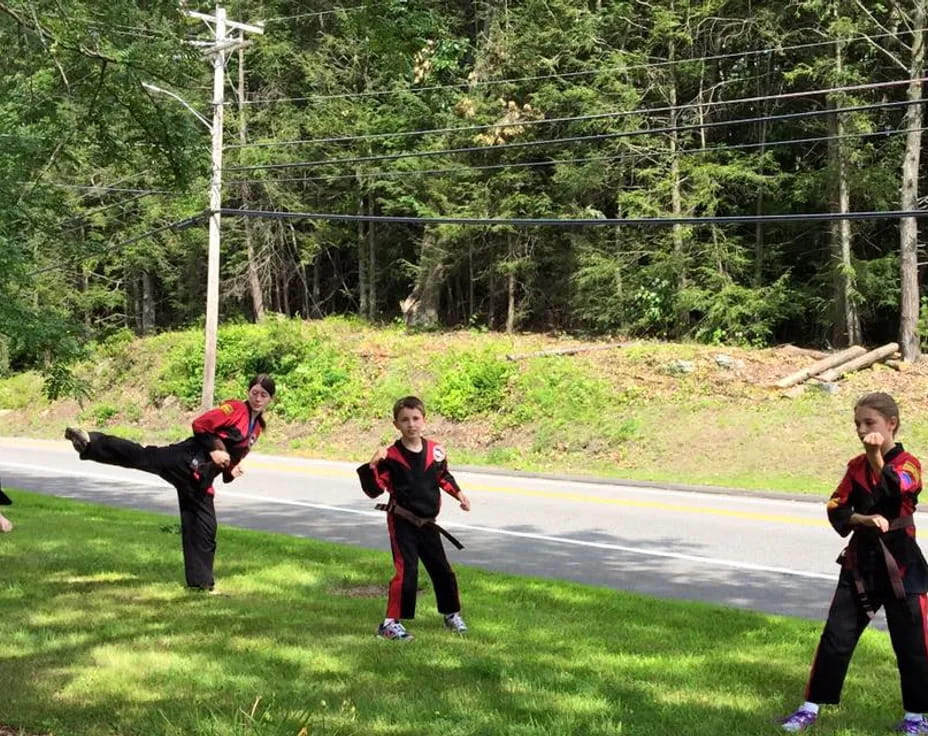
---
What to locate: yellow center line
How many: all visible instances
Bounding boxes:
[245,459,827,528]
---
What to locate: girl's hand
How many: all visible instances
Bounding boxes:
[369,447,388,468]
[230,465,244,478]
[458,493,471,512]
[867,514,890,533]
[862,432,885,453]
[210,449,231,467]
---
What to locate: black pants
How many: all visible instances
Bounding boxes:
[82,432,217,589]
[806,572,928,712]
[386,514,460,620]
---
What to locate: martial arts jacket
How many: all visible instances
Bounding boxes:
[828,443,928,595]
[359,439,463,519]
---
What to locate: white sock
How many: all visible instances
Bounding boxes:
[904,712,923,722]
[383,618,396,626]
[800,702,819,714]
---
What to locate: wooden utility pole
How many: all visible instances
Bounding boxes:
[184,5,264,409]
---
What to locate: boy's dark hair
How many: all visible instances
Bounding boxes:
[249,373,276,397]
[393,395,426,420]
[856,392,900,432]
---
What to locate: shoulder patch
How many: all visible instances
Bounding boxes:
[898,459,922,491]
[433,445,446,462]
[219,402,235,416]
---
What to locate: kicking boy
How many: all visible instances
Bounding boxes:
[357,396,471,641]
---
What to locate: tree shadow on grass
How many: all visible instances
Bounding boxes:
[0,493,901,736]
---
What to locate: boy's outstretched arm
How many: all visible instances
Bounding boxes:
[438,460,470,511]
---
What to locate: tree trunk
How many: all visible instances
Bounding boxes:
[357,170,369,319]
[828,41,861,348]
[141,270,155,335]
[311,251,322,318]
[402,229,442,329]
[239,46,264,322]
[900,8,926,361]
[367,190,376,320]
[668,30,687,337]
[506,232,516,334]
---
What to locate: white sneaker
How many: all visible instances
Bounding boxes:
[377,620,413,640]
[444,612,468,634]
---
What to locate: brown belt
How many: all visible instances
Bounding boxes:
[844,516,913,618]
[375,501,465,550]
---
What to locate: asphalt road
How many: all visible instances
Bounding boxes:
[0,436,878,623]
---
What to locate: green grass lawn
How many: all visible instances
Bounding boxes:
[0,490,912,735]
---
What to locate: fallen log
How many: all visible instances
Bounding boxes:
[778,344,829,360]
[775,345,867,388]
[506,341,634,361]
[817,343,900,382]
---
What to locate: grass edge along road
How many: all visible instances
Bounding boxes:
[0,490,908,736]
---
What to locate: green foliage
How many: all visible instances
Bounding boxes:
[1,0,923,355]
[82,403,120,426]
[680,275,801,347]
[507,358,610,424]
[155,318,362,422]
[41,361,91,404]
[427,350,514,421]
[0,371,44,410]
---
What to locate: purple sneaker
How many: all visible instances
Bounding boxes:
[894,717,927,735]
[780,708,817,732]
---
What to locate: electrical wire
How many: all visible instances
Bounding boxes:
[225,124,928,187]
[233,27,928,106]
[27,214,206,278]
[227,77,926,150]
[226,96,926,173]
[220,207,928,227]
[262,5,370,23]
[56,191,166,237]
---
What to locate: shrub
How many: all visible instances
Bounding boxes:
[154,318,362,422]
[507,357,609,425]
[427,350,513,421]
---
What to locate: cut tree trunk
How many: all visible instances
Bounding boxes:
[775,345,866,388]
[817,343,900,382]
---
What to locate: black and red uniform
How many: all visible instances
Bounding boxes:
[77,399,263,589]
[357,439,464,620]
[804,444,928,712]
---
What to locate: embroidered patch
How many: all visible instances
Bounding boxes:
[898,460,921,491]
[219,402,235,416]
[433,445,446,462]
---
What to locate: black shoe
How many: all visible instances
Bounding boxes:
[64,427,90,454]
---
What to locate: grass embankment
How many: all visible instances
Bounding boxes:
[2,316,928,494]
[0,491,908,736]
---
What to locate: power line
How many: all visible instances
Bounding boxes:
[262,5,369,23]
[226,124,928,187]
[227,77,926,150]
[226,97,925,173]
[57,191,166,237]
[221,207,928,227]
[233,27,928,106]
[27,214,206,278]
[41,184,176,195]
